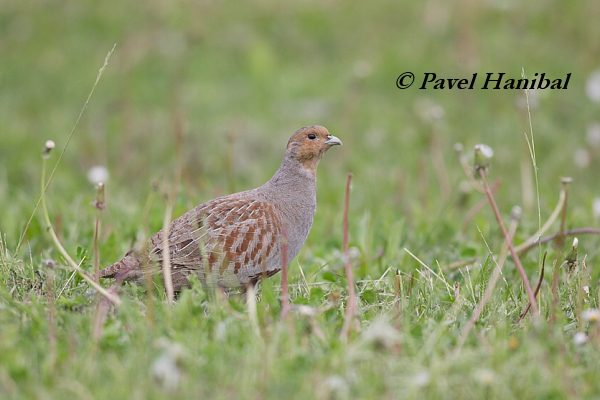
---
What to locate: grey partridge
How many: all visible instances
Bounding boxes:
[99,126,342,291]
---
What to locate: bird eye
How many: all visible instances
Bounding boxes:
[308,133,317,140]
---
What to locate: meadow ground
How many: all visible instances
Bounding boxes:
[1,1,600,399]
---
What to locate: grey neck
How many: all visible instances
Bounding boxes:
[267,156,315,188]
[257,154,317,258]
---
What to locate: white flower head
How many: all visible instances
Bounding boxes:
[474,144,494,171]
[474,144,494,158]
[43,140,56,157]
[87,165,109,184]
[582,308,600,323]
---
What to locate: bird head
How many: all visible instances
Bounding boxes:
[285,125,342,175]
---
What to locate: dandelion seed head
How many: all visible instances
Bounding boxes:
[87,165,109,184]
[474,144,494,158]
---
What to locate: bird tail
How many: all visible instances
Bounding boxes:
[97,250,138,280]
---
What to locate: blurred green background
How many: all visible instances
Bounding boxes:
[2,1,600,398]
[1,0,599,278]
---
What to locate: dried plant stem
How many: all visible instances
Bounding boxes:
[341,172,358,339]
[94,215,100,285]
[142,192,157,325]
[479,169,538,315]
[514,182,568,253]
[461,179,501,234]
[246,283,262,339]
[16,44,116,255]
[161,196,175,305]
[394,269,402,315]
[92,289,115,342]
[557,178,572,247]
[443,257,477,271]
[40,158,121,306]
[517,228,600,255]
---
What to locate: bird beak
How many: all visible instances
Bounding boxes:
[324,135,342,146]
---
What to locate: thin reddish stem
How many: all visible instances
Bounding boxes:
[479,169,539,315]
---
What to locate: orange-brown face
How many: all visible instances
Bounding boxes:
[286,126,342,171]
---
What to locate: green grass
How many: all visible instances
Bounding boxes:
[2,0,600,398]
